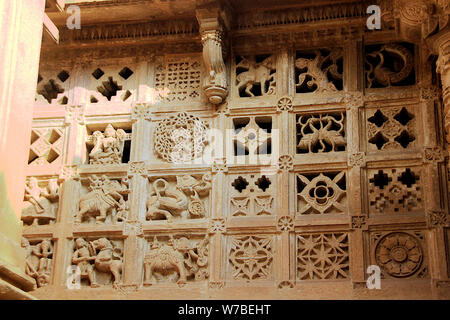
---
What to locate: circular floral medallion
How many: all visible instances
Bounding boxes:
[375,232,423,277]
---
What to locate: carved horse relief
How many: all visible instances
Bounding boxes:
[236,55,276,97]
[89,238,123,288]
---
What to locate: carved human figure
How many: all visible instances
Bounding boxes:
[71,238,99,288]
[22,178,59,226]
[76,175,129,223]
[22,238,53,287]
[89,124,126,164]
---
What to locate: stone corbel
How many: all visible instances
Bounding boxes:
[196,6,229,105]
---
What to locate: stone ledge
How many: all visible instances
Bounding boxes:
[0,279,36,300]
[0,260,36,292]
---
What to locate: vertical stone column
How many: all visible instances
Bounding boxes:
[344,39,366,286]
[119,103,153,288]
[426,19,450,290]
[0,0,46,298]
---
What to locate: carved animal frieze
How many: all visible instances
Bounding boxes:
[235,55,276,97]
[22,177,60,226]
[296,112,346,153]
[143,235,209,285]
[295,49,343,93]
[365,43,415,88]
[76,175,130,224]
[146,174,211,222]
[71,237,123,288]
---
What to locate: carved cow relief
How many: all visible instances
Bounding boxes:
[143,234,209,285]
[28,127,64,166]
[229,173,275,217]
[36,69,71,105]
[235,54,277,97]
[366,106,417,151]
[296,171,347,215]
[75,175,130,224]
[70,237,123,288]
[88,64,137,103]
[146,174,211,222]
[296,112,346,153]
[295,48,343,94]
[85,124,132,164]
[365,42,415,88]
[22,238,54,288]
[228,235,274,281]
[22,177,60,226]
[369,231,428,279]
[154,55,202,103]
[297,232,349,280]
[368,167,422,214]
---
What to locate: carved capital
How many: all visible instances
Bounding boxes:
[348,152,366,168]
[278,280,295,289]
[131,103,151,122]
[345,92,364,110]
[64,105,85,125]
[423,147,445,163]
[123,222,143,236]
[209,218,225,233]
[277,216,294,232]
[212,159,228,173]
[420,86,442,101]
[197,9,228,105]
[128,161,147,177]
[351,215,367,230]
[427,210,449,228]
[208,281,225,289]
[59,165,79,181]
[278,155,294,171]
[277,96,293,112]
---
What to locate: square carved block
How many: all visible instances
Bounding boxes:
[143,234,210,286]
[28,127,64,166]
[365,105,420,153]
[296,232,350,280]
[227,234,275,281]
[368,230,428,279]
[367,167,423,215]
[228,173,276,217]
[296,171,347,215]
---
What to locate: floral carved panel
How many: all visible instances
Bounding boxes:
[297,232,350,280]
[296,171,347,215]
[228,235,274,281]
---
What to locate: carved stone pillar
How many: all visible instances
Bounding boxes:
[196,7,229,105]
[0,0,46,299]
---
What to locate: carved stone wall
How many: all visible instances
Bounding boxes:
[22,0,450,300]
